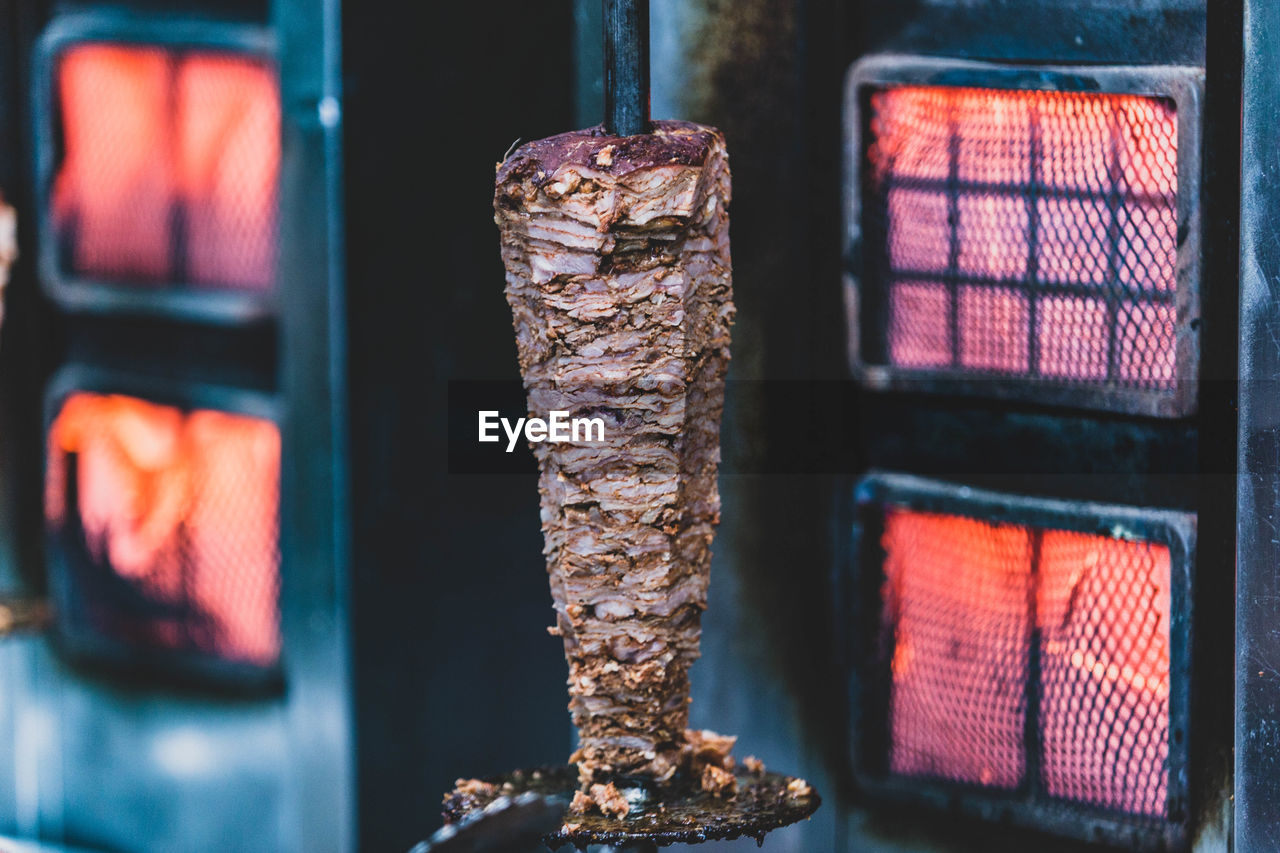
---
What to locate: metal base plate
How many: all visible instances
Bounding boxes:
[442,764,821,849]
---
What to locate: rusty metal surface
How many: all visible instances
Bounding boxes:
[442,765,821,849]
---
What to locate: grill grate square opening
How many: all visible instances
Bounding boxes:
[45,392,282,671]
[50,43,279,291]
[1037,532,1171,817]
[874,501,1177,822]
[883,510,1030,788]
[859,84,1188,409]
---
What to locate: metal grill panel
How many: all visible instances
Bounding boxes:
[878,506,1173,818]
[45,392,281,669]
[1038,532,1172,818]
[883,509,1030,788]
[853,475,1193,848]
[53,44,172,282]
[850,70,1198,415]
[50,43,279,291]
[175,53,279,289]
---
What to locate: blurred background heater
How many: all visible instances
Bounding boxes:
[852,474,1193,849]
[35,18,279,321]
[847,62,1202,417]
[44,385,281,682]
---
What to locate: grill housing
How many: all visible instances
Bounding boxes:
[43,365,282,690]
[846,473,1194,850]
[32,13,278,325]
[843,56,1203,418]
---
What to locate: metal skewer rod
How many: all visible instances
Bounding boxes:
[603,0,651,135]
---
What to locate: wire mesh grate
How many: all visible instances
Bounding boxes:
[863,86,1180,396]
[1038,532,1171,817]
[878,506,1173,819]
[882,510,1031,788]
[51,43,279,291]
[45,392,281,668]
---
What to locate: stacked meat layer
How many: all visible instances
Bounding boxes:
[495,121,733,784]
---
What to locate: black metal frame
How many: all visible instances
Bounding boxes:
[846,472,1195,851]
[31,10,278,326]
[843,55,1204,419]
[41,362,283,692]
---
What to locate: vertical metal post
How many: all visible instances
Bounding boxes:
[275,0,354,847]
[603,0,650,135]
[1238,0,1280,847]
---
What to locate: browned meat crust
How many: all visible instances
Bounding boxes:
[591,782,631,818]
[444,778,496,804]
[496,121,721,189]
[496,122,733,785]
[569,782,631,818]
[700,764,738,798]
[786,778,814,798]
[569,790,593,815]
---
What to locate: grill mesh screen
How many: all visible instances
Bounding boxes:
[883,511,1030,787]
[880,507,1172,818]
[51,44,279,290]
[865,86,1179,394]
[1037,532,1171,816]
[46,392,281,667]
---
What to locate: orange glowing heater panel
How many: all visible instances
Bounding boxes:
[46,393,281,666]
[867,87,1177,389]
[881,508,1172,818]
[52,44,279,289]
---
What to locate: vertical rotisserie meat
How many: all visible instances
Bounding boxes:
[495,120,733,785]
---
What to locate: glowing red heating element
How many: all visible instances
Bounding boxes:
[867,86,1178,389]
[45,393,281,666]
[882,508,1171,818]
[52,44,279,289]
